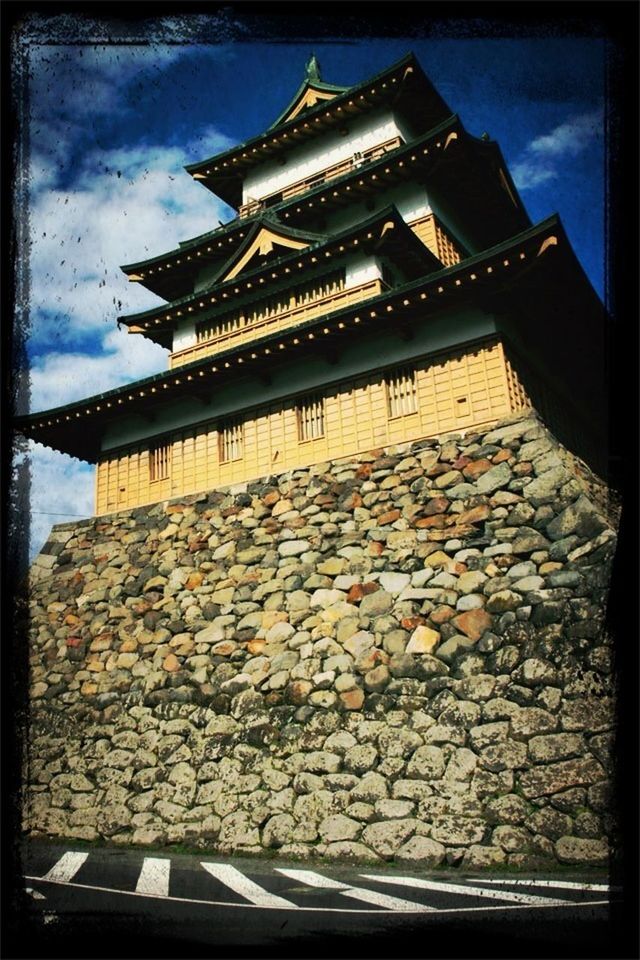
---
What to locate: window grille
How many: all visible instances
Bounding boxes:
[219,420,244,462]
[149,442,170,482]
[297,394,325,442]
[386,367,418,418]
[197,271,345,343]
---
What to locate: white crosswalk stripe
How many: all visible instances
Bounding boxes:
[201,862,299,909]
[40,851,88,883]
[359,874,570,906]
[136,857,171,897]
[477,877,612,892]
[276,868,434,912]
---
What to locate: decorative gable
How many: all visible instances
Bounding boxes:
[221,226,311,281]
[280,83,340,124]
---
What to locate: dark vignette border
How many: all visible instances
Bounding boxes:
[1,3,637,958]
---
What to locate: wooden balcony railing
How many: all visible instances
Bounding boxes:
[169,278,386,368]
[238,137,403,218]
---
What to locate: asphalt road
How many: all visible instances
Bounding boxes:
[9,841,631,959]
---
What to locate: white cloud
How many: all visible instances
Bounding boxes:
[528,109,603,158]
[510,159,558,192]
[26,129,236,359]
[27,326,168,412]
[14,441,94,560]
[512,106,603,192]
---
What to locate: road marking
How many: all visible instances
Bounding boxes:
[359,874,569,906]
[201,863,299,909]
[40,852,88,883]
[23,874,609,914]
[25,887,46,900]
[476,878,613,892]
[276,868,434,912]
[276,868,351,890]
[136,857,171,897]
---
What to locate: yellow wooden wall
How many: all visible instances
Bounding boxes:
[409,214,462,267]
[95,338,527,514]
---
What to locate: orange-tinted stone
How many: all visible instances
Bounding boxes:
[368,541,384,557]
[463,459,493,480]
[492,449,513,464]
[377,509,402,526]
[415,514,450,529]
[452,608,493,641]
[456,504,491,525]
[426,463,450,478]
[356,463,373,480]
[162,653,180,672]
[401,616,427,630]
[185,572,205,590]
[430,605,456,625]
[339,688,365,711]
[263,490,281,506]
[347,581,380,604]
[423,497,450,516]
[247,639,266,656]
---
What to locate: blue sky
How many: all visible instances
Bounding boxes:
[15,22,607,557]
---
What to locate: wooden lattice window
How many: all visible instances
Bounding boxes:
[297,394,325,442]
[386,367,418,418]
[219,420,244,463]
[149,442,171,482]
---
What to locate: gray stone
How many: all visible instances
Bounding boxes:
[461,844,507,869]
[318,814,362,842]
[480,740,528,772]
[395,836,445,866]
[359,591,393,618]
[555,836,609,865]
[374,799,415,819]
[344,744,378,775]
[350,773,389,803]
[406,745,446,781]
[262,813,296,848]
[526,808,573,841]
[545,496,608,541]
[475,462,512,494]
[484,794,530,826]
[378,572,411,594]
[362,819,417,858]
[528,733,585,763]
[430,816,486,846]
[518,756,606,799]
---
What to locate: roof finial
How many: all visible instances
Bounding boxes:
[305,53,321,82]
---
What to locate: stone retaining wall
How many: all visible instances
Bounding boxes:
[24,411,619,869]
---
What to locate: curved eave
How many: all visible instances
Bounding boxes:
[119,114,460,298]
[184,52,451,207]
[118,204,439,334]
[17,214,587,463]
[121,111,531,305]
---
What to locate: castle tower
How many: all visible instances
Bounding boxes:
[17,52,608,514]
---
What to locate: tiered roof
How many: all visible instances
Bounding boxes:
[19,215,604,462]
[16,53,606,471]
[122,115,529,303]
[120,206,444,348]
[183,53,452,207]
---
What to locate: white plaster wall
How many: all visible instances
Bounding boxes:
[172,319,197,352]
[102,306,497,451]
[173,253,379,353]
[243,109,412,204]
[324,182,431,234]
[344,252,381,286]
